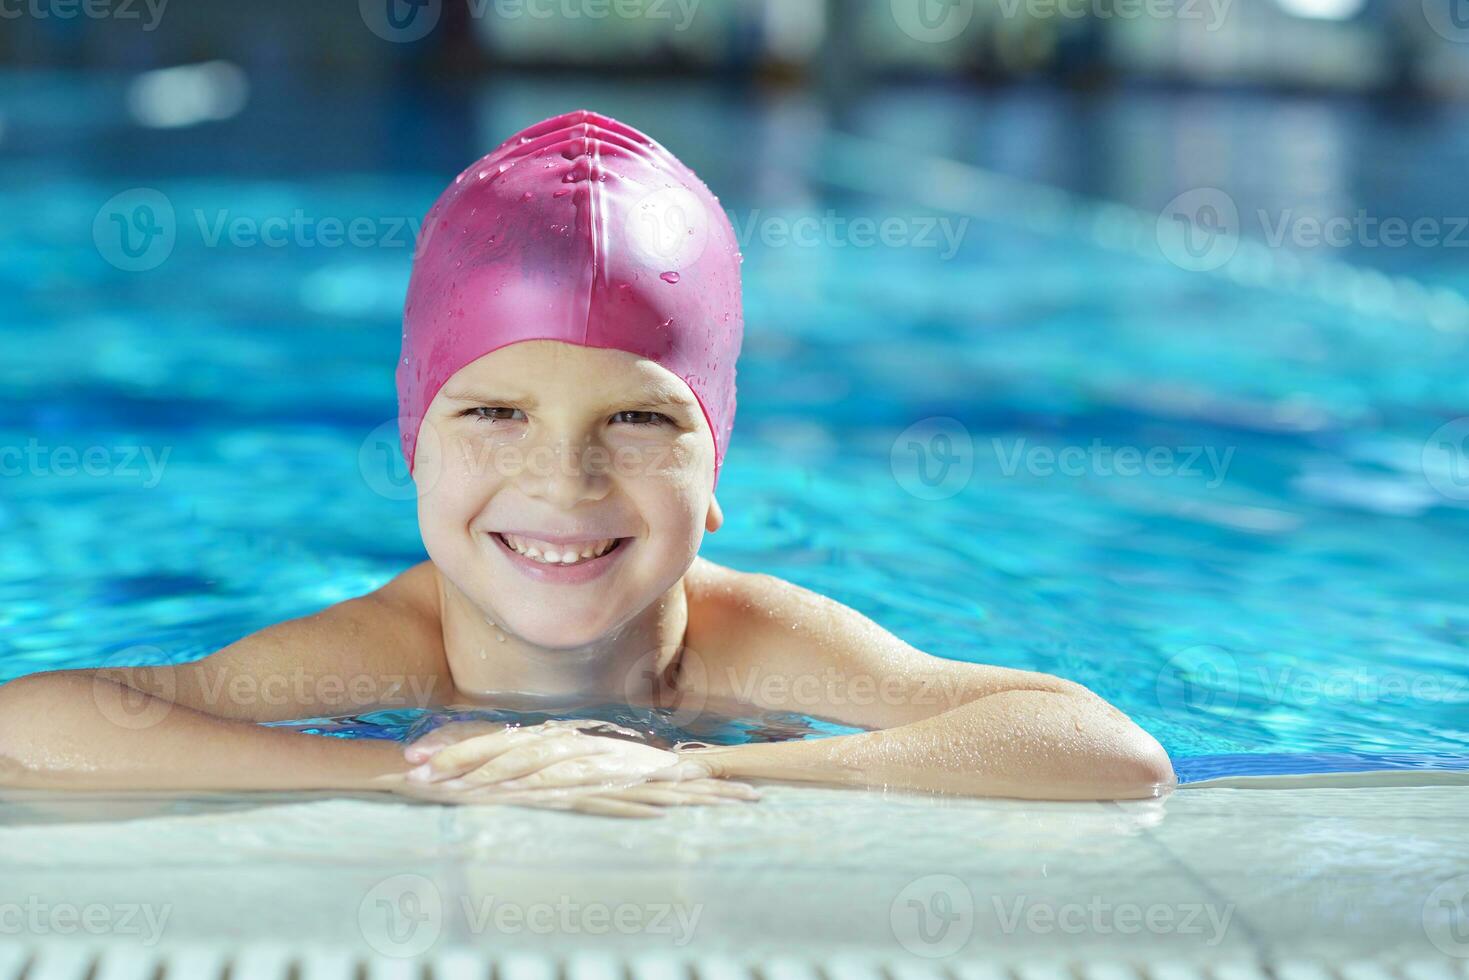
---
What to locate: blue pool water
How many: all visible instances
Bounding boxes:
[2,75,1468,784]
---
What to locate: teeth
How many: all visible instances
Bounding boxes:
[501,534,618,565]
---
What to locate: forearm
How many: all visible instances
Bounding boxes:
[0,672,406,794]
[690,689,1175,801]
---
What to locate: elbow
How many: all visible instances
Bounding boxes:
[1050,682,1176,799]
[1098,730,1176,800]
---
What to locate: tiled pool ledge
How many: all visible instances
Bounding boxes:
[1,945,1468,980]
[1,784,1465,965]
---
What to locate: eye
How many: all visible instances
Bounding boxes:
[465,407,526,422]
[611,411,670,427]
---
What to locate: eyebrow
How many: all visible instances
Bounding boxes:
[441,382,697,412]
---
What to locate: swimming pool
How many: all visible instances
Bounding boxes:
[3,74,1467,784]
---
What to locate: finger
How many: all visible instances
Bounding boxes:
[568,796,665,819]
[404,723,491,763]
[447,737,614,789]
[491,754,628,793]
[407,729,540,783]
[670,778,762,800]
[645,758,716,783]
[599,785,739,807]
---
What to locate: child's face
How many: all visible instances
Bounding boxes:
[413,340,720,649]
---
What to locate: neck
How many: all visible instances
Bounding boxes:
[435,568,688,709]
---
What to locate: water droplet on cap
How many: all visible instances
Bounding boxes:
[660,272,681,284]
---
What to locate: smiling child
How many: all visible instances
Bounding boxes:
[0,110,1173,817]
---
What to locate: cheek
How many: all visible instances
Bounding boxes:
[620,438,711,552]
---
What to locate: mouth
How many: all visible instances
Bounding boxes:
[488,530,631,584]
[493,532,626,566]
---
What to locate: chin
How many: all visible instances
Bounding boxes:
[495,602,627,651]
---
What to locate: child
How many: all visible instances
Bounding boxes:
[0,111,1173,818]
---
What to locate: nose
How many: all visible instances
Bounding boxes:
[513,431,611,509]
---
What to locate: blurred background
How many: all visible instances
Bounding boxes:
[3,0,1468,777]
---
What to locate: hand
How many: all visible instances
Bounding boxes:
[402,719,750,796]
[394,776,755,819]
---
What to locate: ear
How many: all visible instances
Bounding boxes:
[705,495,724,533]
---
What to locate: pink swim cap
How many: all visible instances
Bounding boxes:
[396,109,744,485]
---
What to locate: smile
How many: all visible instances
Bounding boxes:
[488,530,630,585]
[495,532,623,566]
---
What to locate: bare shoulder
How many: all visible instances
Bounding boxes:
[681,557,1084,728]
[683,557,860,643]
[127,560,449,722]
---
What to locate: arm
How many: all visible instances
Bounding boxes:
[0,563,448,794]
[680,561,1175,801]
